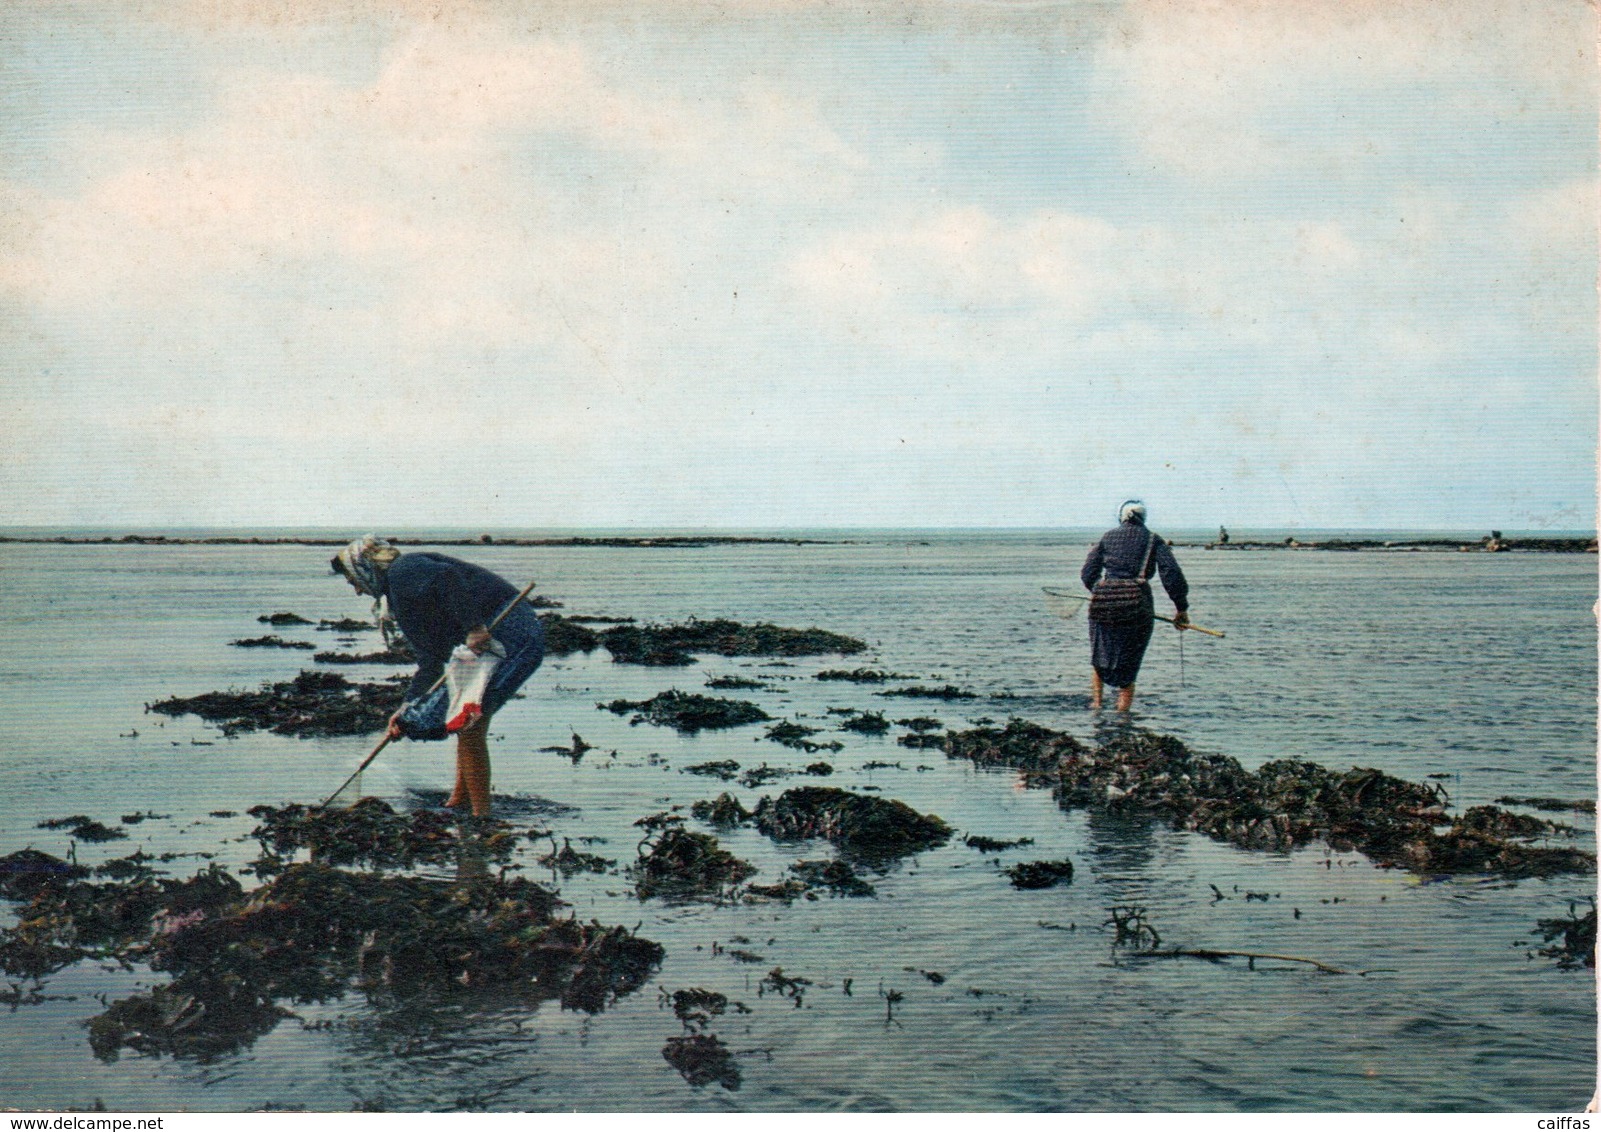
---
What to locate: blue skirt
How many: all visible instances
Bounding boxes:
[1090,614,1154,688]
[397,604,545,741]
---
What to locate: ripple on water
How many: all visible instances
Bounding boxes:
[0,537,1592,1111]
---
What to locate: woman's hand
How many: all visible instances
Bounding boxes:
[465,625,494,654]
[1172,611,1191,631]
[385,710,406,740]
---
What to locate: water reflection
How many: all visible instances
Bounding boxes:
[1081,807,1161,879]
[331,990,548,1112]
[454,832,491,888]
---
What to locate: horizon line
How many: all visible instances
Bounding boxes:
[0,523,1594,536]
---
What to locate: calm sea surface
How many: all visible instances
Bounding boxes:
[0,531,1594,1111]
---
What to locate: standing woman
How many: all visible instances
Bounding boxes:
[332,536,545,817]
[1081,501,1190,711]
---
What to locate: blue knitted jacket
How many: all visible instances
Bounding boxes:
[381,552,524,701]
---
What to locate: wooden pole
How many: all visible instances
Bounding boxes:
[1155,612,1226,638]
[1041,587,1226,637]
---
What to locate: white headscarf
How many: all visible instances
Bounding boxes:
[1118,499,1147,524]
[334,535,402,641]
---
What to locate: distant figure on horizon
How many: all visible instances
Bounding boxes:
[1081,501,1190,711]
[1218,525,1229,544]
[331,536,544,818]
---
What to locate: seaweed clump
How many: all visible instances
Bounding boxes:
[764,721,844,753]
[1534,900,1597,969]
[1497,796,1595,815]
[815,669,912,684]
[148,670,405,738]
[602,691,770,734]
[944,719,1089,779]
[789,859,875,897]
[943,722,1596,879]
[745,858,874,902]
[706,675,767,691]
[1,864,244,984]
[313,645,415,665]
[751,787,951,861]
[743,879,809,902]
[683,760,741,782]
[37,815,126,843]
[0,849,88,901]
[630,817,757,900]
[247,799,528,871]
[537,614,604,658]
[317,618,373,632]
[1453,805,1559,840]
[1,841,662,1062]
[662,1033,741,1090]
[740,765,791,788]
[231,636,315,650]
[84,863,661,1060]
[964,835,1034,853]
[600,619,867,667]
[839,711,891,735]
[877,685,977,701]
[1005,860,1074,889]
[537,838,615,876]
[96,852,161,881]
[663,987,746,1029]
[691,794,753,827]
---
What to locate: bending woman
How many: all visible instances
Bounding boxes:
[1080,501,1190,711]
[332,536,545,817]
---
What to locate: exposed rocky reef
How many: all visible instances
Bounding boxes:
[630,815,757,900]
[942,721,1595,879]
[540,614,864,668]
[0,812,662,1064]
[148,671,405,738]
[598,619,866,667]
[601,691,771,734]
[750,787,952,862]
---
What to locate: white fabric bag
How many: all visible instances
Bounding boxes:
[444,642,503,733]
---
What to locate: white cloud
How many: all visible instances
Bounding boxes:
[1092,0,1594,179]
[1507,178,1598,261]
[0,13,896,528]
[784,206,1130,365]
[783,201,1479,385]
[0,2,1590,528]
[1293,223,1362,273]
[0,20,865,351]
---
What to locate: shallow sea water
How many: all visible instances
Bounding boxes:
[0,532,1594,1111]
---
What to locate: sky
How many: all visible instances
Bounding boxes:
[0,0,1595,530]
